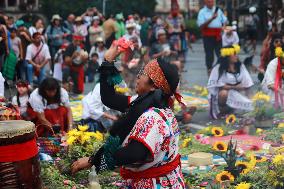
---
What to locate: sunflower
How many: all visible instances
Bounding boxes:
[213,141,228,152]
[235,161,252,174]
[216,171,234,182]
[235,182,251,189]
[251,154,267,163]
[226,114,236,124]
[272,155,284,165]
[211,127,224,137]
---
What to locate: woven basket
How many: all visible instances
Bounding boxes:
[36,125,61,156]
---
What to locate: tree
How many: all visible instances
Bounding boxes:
[40,0,157,20]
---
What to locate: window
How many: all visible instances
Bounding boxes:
[8,0,17,7]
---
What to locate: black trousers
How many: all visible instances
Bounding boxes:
[203,36,222,70]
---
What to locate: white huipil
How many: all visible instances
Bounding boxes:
[207,64,254,119]
[262,57,284,106]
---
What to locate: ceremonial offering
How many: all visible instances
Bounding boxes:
[188,152,213,166]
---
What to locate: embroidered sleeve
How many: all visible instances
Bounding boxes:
[128,110,169,160]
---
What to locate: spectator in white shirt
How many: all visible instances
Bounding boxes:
[222,26,239,47]
[26,32,51,86]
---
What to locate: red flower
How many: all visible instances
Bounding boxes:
[250,145,260,151]
[235,129,246,135]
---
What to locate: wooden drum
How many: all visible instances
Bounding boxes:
[0,120,42,189]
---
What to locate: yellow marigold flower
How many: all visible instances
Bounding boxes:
[236,161,252,174]
[93,131,104,141]
[252,92,270,102]
[235,182,251,189]
[66,136,77,145]
[216,171,234,182]
[67,129,78,136]
[205,127,210,131]
[78,125,89,132]
[278,123,284,128]
[272,155,284,164]
[115,86,129,94]
[233,44,241,54]
[211,127,224,137]
[275,47,284,57]
[226,114,236,124]
[80,135,91,144]
[182,138,191,148]
[256,128,264,135]
[212,141,228,152]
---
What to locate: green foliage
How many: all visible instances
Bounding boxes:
[264,127,284,143]
[185,19,200,38]
[40,0,157,20]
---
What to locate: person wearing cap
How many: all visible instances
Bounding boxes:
[72,43,186,189]
[64,35,88,94]
[26,32,51,86]
[89,37,106,66]
[16,20,31,80]
[197,0,227,75]
[46,14,70,60]
[150,28,178,66]
[244,6,259,54]
[115,13,126,39]
[208,45,254,119]
[73,16,88,40]
[103,15,117,48]
[124,22,142,48]
[88,16,104,46]
[222,26,239,47]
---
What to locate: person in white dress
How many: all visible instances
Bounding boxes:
[12,81,30,119]
[262,47,284,108]
[208,45,254,119]
[81,83,118,132]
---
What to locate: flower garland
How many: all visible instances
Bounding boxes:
[220,44,241,57]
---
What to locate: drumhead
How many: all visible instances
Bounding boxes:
[0,121,35,139]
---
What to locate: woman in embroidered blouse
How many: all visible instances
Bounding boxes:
[72,44,185,188]
[208,45,254,119]
[27,78,72,136]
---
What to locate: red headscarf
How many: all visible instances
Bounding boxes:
[144,59,185,108]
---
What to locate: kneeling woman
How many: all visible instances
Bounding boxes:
[72,44,185,188]
[28,78,73,135]
[208,45,254,119]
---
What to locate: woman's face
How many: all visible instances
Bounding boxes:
[274,38,282,47]
[17,86,28,95]
[45,89,57,98]
[229,54,238,63]
[135,70,155,95]
[36,19,43,28]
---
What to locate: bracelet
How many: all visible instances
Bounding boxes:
[88,155,95,165]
